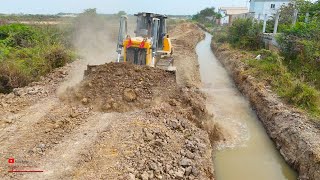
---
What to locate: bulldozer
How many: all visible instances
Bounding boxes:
[116,12,175,71]
[84,12,175,77]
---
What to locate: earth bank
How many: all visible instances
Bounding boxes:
[211,41,320,180]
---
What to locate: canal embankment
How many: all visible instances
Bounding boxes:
[211,41,320,180]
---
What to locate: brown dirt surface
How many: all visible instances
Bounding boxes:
[0,22,216,180]
[62,62,178,113]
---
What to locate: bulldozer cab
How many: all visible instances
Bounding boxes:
[116,12,173,70]
[134,13,168,50]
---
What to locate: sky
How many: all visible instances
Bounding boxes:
[0,0,250,15]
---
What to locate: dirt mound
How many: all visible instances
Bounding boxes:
[170,23,204,88]
[62,62,178,112]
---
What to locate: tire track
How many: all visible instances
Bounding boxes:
[20,113,114,180]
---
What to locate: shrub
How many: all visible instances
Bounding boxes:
[228,18,262,50]
[277,21,320,89]
[0,62,31,93]
[213,27,228,43]
[0,24,75,93]
[45,45,74,70]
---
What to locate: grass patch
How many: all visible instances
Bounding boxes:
[244,49,320,117]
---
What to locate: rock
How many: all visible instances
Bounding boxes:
[155,174,163,179]
[128,173,135,180]
[81,98,89,105]
[149,162,158,171]
[141,171,149,180]
[175,168,185,179]
[180,149,186,156]
[70,110,79,118]
[165,164,172,172]
[191,166,199,176]
[180,158,192,167]
[186,151,195,159]
[185,140,196,152]
[153,139,164,147]
[168,170,174,175]
[59,70,67,75]
[4,118,13,124]
[127,167,135,173]
[145,131,154,141]
[169,99,178,106]
[123,88,137,102]
[102,103,112,111]
[1,102,8,108]
[38,143,46,149]
[112,102,120,109]
[13,89,23,96]
[6,93,15,99]
[148,170,154,179]
[28,89,38,95]
[185,166,192,176]
[168,119,180,130]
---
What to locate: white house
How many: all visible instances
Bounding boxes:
[218,7,249,25]
[249,0,290,19]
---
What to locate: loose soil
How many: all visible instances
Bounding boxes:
[63,62,177,113]
[0,23,216,180]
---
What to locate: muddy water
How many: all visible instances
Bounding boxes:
[196,32,297,180]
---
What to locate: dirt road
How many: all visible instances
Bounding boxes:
[0,23,216,179]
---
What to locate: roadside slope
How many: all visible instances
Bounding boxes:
[171,23,205,88]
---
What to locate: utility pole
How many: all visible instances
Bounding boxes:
[273,11,280,34]
[252,12,255,23]
[293,9,298,26]
[263,14,267,33]
[305,12,309,23]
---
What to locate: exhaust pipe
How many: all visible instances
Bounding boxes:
[117,53,121,63]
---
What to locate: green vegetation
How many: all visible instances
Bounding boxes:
[0,23,74,93]
[0,8,119,93]
[245,50,320,116]
[213,18,262,50]
[227,18,262,50]
[117,11,127,17]
[192,7,221,28]
[212,0,320,118]
[277,20,320,90]
[0,14,61,22]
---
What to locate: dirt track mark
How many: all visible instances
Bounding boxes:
[0,100,94,179]
[0,98,58,149]
[21,113,114,180]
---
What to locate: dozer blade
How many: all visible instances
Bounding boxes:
[84,65,98,77]
[156,57,176,73]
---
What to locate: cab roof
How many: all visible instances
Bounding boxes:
[134,12,167,18]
